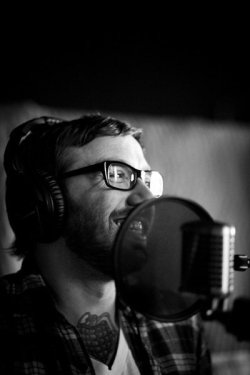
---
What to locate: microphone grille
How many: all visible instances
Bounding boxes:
[181,222,235,297]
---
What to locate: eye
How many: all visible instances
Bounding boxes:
[107,164,133,189]
[109,168,128,182]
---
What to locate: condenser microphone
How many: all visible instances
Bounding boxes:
[180,221,236,315]
[114,196,250,325]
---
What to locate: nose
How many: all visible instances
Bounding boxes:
[126,179,154,207]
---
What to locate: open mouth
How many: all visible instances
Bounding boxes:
[129,220,144,233]
[114,218,146,236]
[114,218,126,228]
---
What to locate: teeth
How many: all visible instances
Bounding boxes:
[116,220,124,227]
[115,219,144,233]
[129,220,143,232]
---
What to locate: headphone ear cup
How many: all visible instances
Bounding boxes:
[6,171,65,243]
[35,171,65,242]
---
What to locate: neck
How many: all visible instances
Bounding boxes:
[34,239,118,328]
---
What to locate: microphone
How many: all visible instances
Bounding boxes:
[114,195,250,329]
[180,221,236,315]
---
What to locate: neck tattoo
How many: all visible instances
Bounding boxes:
[77,312,119,367]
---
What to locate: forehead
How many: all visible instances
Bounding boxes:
[63,135,150,170]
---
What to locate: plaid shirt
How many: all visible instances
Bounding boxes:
[0,266,211,375]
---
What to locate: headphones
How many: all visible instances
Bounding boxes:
[4,116,66,243]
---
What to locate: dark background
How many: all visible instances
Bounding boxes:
[1,29,249,123]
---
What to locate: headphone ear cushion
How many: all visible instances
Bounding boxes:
[6,171,65,243]
[36,171,65,242]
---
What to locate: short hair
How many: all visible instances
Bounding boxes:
[16,113,143,177]
[5,113,143,257]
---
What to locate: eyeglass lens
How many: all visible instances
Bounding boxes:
[107,163,163,196]
[108,164,133,189]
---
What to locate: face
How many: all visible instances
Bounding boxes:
[62,135,154,278]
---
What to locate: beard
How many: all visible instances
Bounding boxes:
[63,196,117,279]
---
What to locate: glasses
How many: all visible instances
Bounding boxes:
[60,160,163,197]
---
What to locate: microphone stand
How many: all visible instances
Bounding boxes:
[202,297,250,341]
[202,255,250,341]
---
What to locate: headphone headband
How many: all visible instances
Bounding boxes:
[4,116,63,176]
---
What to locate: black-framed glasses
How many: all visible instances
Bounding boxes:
[60,160,164,197]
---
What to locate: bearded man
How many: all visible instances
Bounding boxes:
[0,114,211,374]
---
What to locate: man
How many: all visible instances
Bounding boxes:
[0,114,211,374]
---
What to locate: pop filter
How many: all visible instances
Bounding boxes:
[113,196,214,322]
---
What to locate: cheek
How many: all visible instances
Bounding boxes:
[67,186,129,229]
[91,191,127,234]
[83,191,116,224]
[92,189,124,209]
